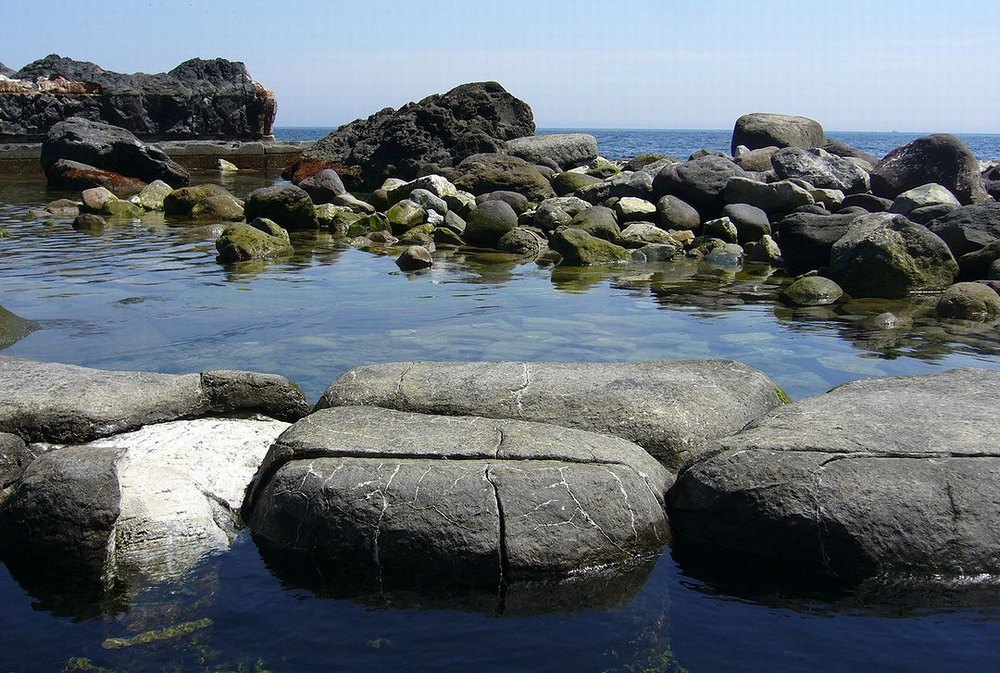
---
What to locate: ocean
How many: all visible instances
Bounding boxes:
[275,126,1000,163]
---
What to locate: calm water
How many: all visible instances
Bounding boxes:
[276,127,1000,162]
[1,161,1000,671]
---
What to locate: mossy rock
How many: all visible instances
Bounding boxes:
[782,276,845,306]
[101,199,144,219]
[549,227,632,266]
[551,171,602,196]
[215,218,293,263]
[346,212,392,238]
[191,193,244,221]
[163,184,236,216]
[0,305,35,349]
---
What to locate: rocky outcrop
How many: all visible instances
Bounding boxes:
[41,117,190,188]
[0,356,310,443]
[289,81,534,190]
[317,360,784,469]
[668,369,1000,586]
[870,134,989,204]
[243,405,672,587]
[1,55,275,141]
[731,113,825,155]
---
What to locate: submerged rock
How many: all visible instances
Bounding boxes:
[243,405,672,586]
[317,360,783,469]
[668,368,1000,586]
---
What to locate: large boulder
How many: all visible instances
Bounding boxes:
[653,155,748,217]
[926,201,1000,263]
[450,153,555,202]
[0,356,310,443]
[870,134,989,204]
[723,176,815,217]
[549,228,631,266]
[935,282,1000,320]
[243,184,318,230]
[163,183,243,218]
[316,360,784,469]
[2,55,275,140]
[829,213,958,298]
[290,81,534,189]
[770,147,870,193]
[730,113,825,155]
[41,117,190,187]
[297,168,346,204]
[505,133,598,170]
[775,212,857,271]
[668,369,1000,586]
[0,417,288,591]
[42,158,147,196]
[215,218,293,263]
[464,200,519,248]
[242,406,672,587]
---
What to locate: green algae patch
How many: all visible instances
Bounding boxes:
[101,617,213,650]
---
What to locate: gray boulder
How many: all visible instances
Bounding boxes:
[577,171,655,204]
[926,201,1000,262]
[550,171,603,196]
[619,222,678,248]
[243,406,672,585]
[479,189,529,215]
[721,203,770,244]
[936,282,1000,320]
[782,276,844,306]
[870,134,989,204]
[657,195,701,231]
[653,155,748,217]
[395,245,434,271]
[840,193,892,213]
[730,113,825,155]
[298,168,346,204]
[244,184,318,230]
[889,183,960,216]
[771,147,870,193]
[41,117,190,187]
[464,200,519,248]
[505,133,598,170]
[569,205,621,242]
[497,228,547,256]
[723,177,814,217]
[163,183,242,218]
[829,213,958,298]
[0,356,310,443]
[0,432,31,502]
[532,196,591,232]
[317,360,784,469]
[450,153,555,202]
[775,212,857,271]
[668,369,1000,585]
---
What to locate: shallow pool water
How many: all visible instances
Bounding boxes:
[1,171,998,672]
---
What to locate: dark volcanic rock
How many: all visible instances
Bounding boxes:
[2,54,275,140]
[44,158,147,196]
[870,134,988,204]
[293,81,534,190]
[731,113,825,155]
[243,184,318,231]
[41,117,190,187]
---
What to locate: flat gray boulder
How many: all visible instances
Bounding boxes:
[731,113,825,155]
[505,133,598,170]
[668,369,1000,586]
[0,356,310,443]
[317,360,784,469]
[243,406,672,587]
[0,417,288,592]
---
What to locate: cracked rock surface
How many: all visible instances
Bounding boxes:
[0,356,310,443]
[667,368,1000,585]
[317,360,783,470]
[243,406,673,587]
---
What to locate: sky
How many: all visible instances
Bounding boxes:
[4,0,999,133]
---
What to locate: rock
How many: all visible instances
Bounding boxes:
[829,213,959,298]
[0,417,288,591]
[242,406,672,586]
[720,203,771,244]
[623,154,676,172]
[745,234,782,264]
[291,81,534,189]
[464,200,519,248]
[723,177,814,216]
[163,184,242,218]
[775,212,857,271]
[614,197,657,223]
[244,184,318,231]
[0,356,309,443]
[0,432,30,501]
[771,147,870,193]
[317,360,783,470]
[315,204,363,236]
[531,196,589,232]
[397,224,436,246]
[42,199,80,218]
[734,146,778,172]
[218,158,239,172]
[653,155,748,217]
[395,245,434,271]
[926,201,1000,262]
[191,193,244,221]
[3,55,275,141]
[215,218,293,263]
[386,199,428,234]
[619,222,677,248]
[497,228,547,256]
[43,159,147,196]
[442,209,467,234]
[134,180,173,210]
[41,117,189,187]
[631,243,678,262]
[387,174,459,204]
[983,163,1000,200]
[72,213,106,231]
[433,226,465,247]
[505,133,598,170]
[549,228,630,266]
[479,190,529,215]
[889,183,961,216]
[957,242,1000,280]
[298,168,346,204]
[730,113,825,155]
[569,206,621,242]
[345,212,392,238]
[668,369,1000,585]
[81,186,115,212]
[450,153,555,202]
[822,138,878,166]
[332,193,376,214]
[935,282,1000,320]
[577,171,655,204]
[656,195,701,231]
[870,134,988,204]
[783,276,844,306]
[840,193,892,213]
[551,170,603,196]
[702,217,739,244]
[704,243,744,268]
[0,306,34,350]
[906,203,958,226]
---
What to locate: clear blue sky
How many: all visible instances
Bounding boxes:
[4,0,999,133]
